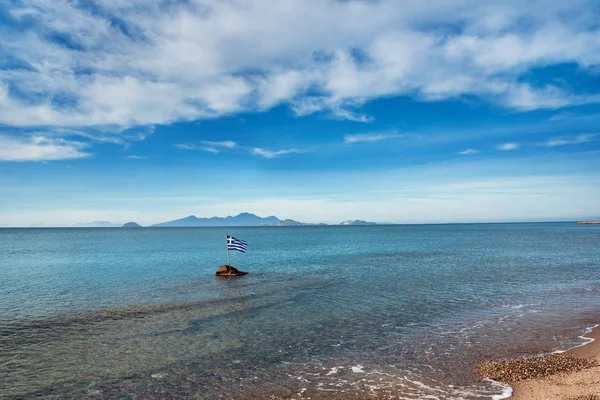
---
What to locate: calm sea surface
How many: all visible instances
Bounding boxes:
[1,224,599,399]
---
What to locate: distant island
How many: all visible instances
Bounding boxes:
[271,219,327,227]
[73,221,121,228]
[47,213,379,228]
[122,222,142,228]
[150,212,330,227]
[339,220,377,226]
[577,221,600,224]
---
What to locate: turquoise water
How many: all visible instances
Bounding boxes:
[1,224,599,399]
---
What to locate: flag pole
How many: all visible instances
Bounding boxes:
[226,234,231,266]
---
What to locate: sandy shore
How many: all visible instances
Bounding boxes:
[509,326,600,399]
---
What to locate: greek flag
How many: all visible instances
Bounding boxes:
[227,235,248,253]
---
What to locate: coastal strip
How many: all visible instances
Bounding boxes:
[577,221,600,224]
[480,325,600,399]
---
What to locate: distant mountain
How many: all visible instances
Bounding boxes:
[270,218,304,226]
[122,222,142,228]
[151,212,282,227]
[271,219,327,227]
[73,221,121,228]
[339,220,377,226]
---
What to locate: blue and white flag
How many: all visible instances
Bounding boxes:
[227,235,248,253]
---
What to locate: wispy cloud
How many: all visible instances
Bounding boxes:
[548,112,576,122]
[252,148,301,158]
[201,147,221,154]
[544,134,595,147]
[0,135,90,162]
[125,155,147,160]
[175,140,238,154]
[459,148,478,155]
[344,132,403,144]
[202,141,237,149]
[174,143,196,150]
[6,171,599,226]
[497,143,519,151]
[332,109,374,123]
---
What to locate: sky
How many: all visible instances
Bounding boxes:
[0,0,599,226]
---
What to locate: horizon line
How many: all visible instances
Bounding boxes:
[2,220,599,228]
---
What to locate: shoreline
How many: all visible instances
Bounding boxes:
[491,324,600,399]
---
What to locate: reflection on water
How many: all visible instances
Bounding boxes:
[1,224,599,398]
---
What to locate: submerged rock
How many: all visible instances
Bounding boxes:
[215,265,249,277]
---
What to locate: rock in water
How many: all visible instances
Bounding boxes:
[215,265,249,277]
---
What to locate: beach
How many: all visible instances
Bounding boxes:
[510,326,600,399]
[479,325,600,399]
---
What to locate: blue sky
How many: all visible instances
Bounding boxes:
[0,0,599,226]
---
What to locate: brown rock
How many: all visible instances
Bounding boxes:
[215,264,249,277]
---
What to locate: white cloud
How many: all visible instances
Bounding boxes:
[1,0,600,131]
[332,108,374,123]
[500,84,599,111]
[344,132,403,144]
[174,143,196,150]
[202,140,237,149]
[544,134,595,147]
[125,155,147,159]
[0,135,90,161]
[175,140,237,153]
[497,142,518,151]
[459,148,478,155]
[252,148,301,158]
[200,147,220,154]
[198,140,239,154]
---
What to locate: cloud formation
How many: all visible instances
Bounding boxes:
[497,143,518,151]
[459,148,478,155]
[544,134,595,147]
[0,135,89,161]
[1,0,600,131]
[344,132,403,144]
[202,141,237,149]
[252,148,301,158]
[199,140,238,154]
[175,140,238,153]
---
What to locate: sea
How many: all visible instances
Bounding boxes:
[1,223,599,399]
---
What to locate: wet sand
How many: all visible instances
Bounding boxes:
[509,326,600,399]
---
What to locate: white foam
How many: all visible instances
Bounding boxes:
[403,376,445,394]
[577,324,600,347]
[491,384,513,400]
[351,365,364,373]
[326,367,340,376]
[552,323,600,354]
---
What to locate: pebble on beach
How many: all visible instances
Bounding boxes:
[478,353,598,383]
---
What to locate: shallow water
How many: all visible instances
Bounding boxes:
[1,224,599,399]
